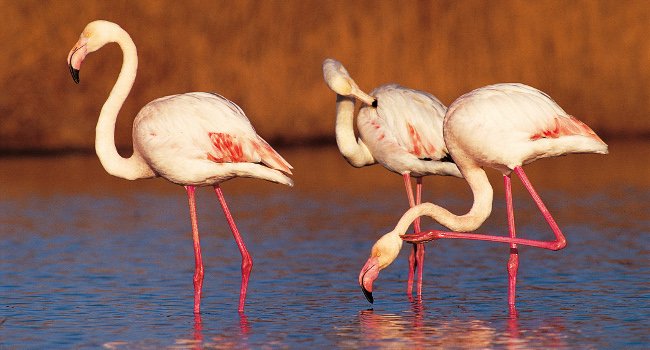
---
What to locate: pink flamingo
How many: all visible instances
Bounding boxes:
[360,83,607,307]
[67,20,293,313]
[322,59,461,300]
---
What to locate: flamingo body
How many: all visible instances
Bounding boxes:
[323,58,460,299]
[444,83,607,174]
[134,92,292,186]
[68,20,292,313]
[357,84,459,177]
[322,58,460,178]
[362,83,607,307]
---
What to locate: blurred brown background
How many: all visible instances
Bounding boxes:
[1,0,649,153]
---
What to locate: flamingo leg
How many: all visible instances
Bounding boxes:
[403,174,425,297]
[415,177,425,297]
[513,166,566,249]
[402,166,567,251]
[403,174,417,296]
[213,184,253,313]
[504,175,519,308]
[185,185,204,314]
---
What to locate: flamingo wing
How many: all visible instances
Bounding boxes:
[486,83,604,144]
[207,131,292,175]
[369,84,449,161]
[445,83,607,170]
[530,115,604,143]
[134,92,292,176]
[196,93,292,174]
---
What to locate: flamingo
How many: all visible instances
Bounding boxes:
[359,83,607,307]
[322,59,461,300]
[67,20,293,313]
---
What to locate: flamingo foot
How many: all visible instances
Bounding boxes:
[402,229,566,250]
[402,230,446,243]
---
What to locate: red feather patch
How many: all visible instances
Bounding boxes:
[530,116,603,143]
[206,132,245,163]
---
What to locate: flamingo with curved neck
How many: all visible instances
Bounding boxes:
[359,83,608,307]
[67,20,293,313]
[323,58,461,298]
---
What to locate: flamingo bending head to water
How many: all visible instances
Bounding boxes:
[323,59,461,300]
[67,20,293,313]
[361,83,607,307]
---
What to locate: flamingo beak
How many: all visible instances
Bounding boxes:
[67,38,88,84]
[359,256,380,304]
[69,64,80,84]
[351,87,377,107]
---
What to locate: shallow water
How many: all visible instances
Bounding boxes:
[1,141,648,349]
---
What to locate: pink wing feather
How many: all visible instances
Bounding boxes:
[207,132,292,175]
[249,136,293,175]
[530,115,604,143]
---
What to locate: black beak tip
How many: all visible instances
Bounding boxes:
[361,286,374,304]
[371,99,378,108]
[69,65,80,84]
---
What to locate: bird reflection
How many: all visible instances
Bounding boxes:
[167,312,251,350]
[507,310,521,350]
[358,307,496,349]
[193,313,203,348]
[238,312,251,335]
[356,303,567,349]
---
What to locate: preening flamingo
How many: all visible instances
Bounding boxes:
[67,20,293,313]
[360,83,607,306]
[322,59,461,301]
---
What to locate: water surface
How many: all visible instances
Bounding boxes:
[1,141,648,348]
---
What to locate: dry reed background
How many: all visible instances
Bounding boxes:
[1,0,649,153]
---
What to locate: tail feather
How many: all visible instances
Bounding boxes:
[251,136,293,175]
[531,115,605,144]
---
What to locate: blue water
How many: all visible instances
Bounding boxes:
[1,143,648,349]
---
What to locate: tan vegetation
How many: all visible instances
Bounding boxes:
[1,0,649,152]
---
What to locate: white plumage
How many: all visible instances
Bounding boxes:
[445,83,607,173]
[323,58,460,300]
[67,20,292,313]
[358,84,459,177]
[134,92,292,186]
[361,82,608,308]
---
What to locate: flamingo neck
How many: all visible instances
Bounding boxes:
[392,165,493,235]
[334,95,374,167]
[95,28,153,180]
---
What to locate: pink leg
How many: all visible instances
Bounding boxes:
[403,174,421,297]
[185,186,204,314]
[415,177,425,297]
[193,313,203,345]
[214,184,253,313]
[402,166,567,251]
[504,175,519,308]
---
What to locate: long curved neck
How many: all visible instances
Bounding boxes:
[335,95,375,167]
[95,30,154,180]
[393,165,493,234]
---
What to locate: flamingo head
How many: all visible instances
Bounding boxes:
[322,58,377,106]
[67,20,124,83]
[358,230,403,303]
